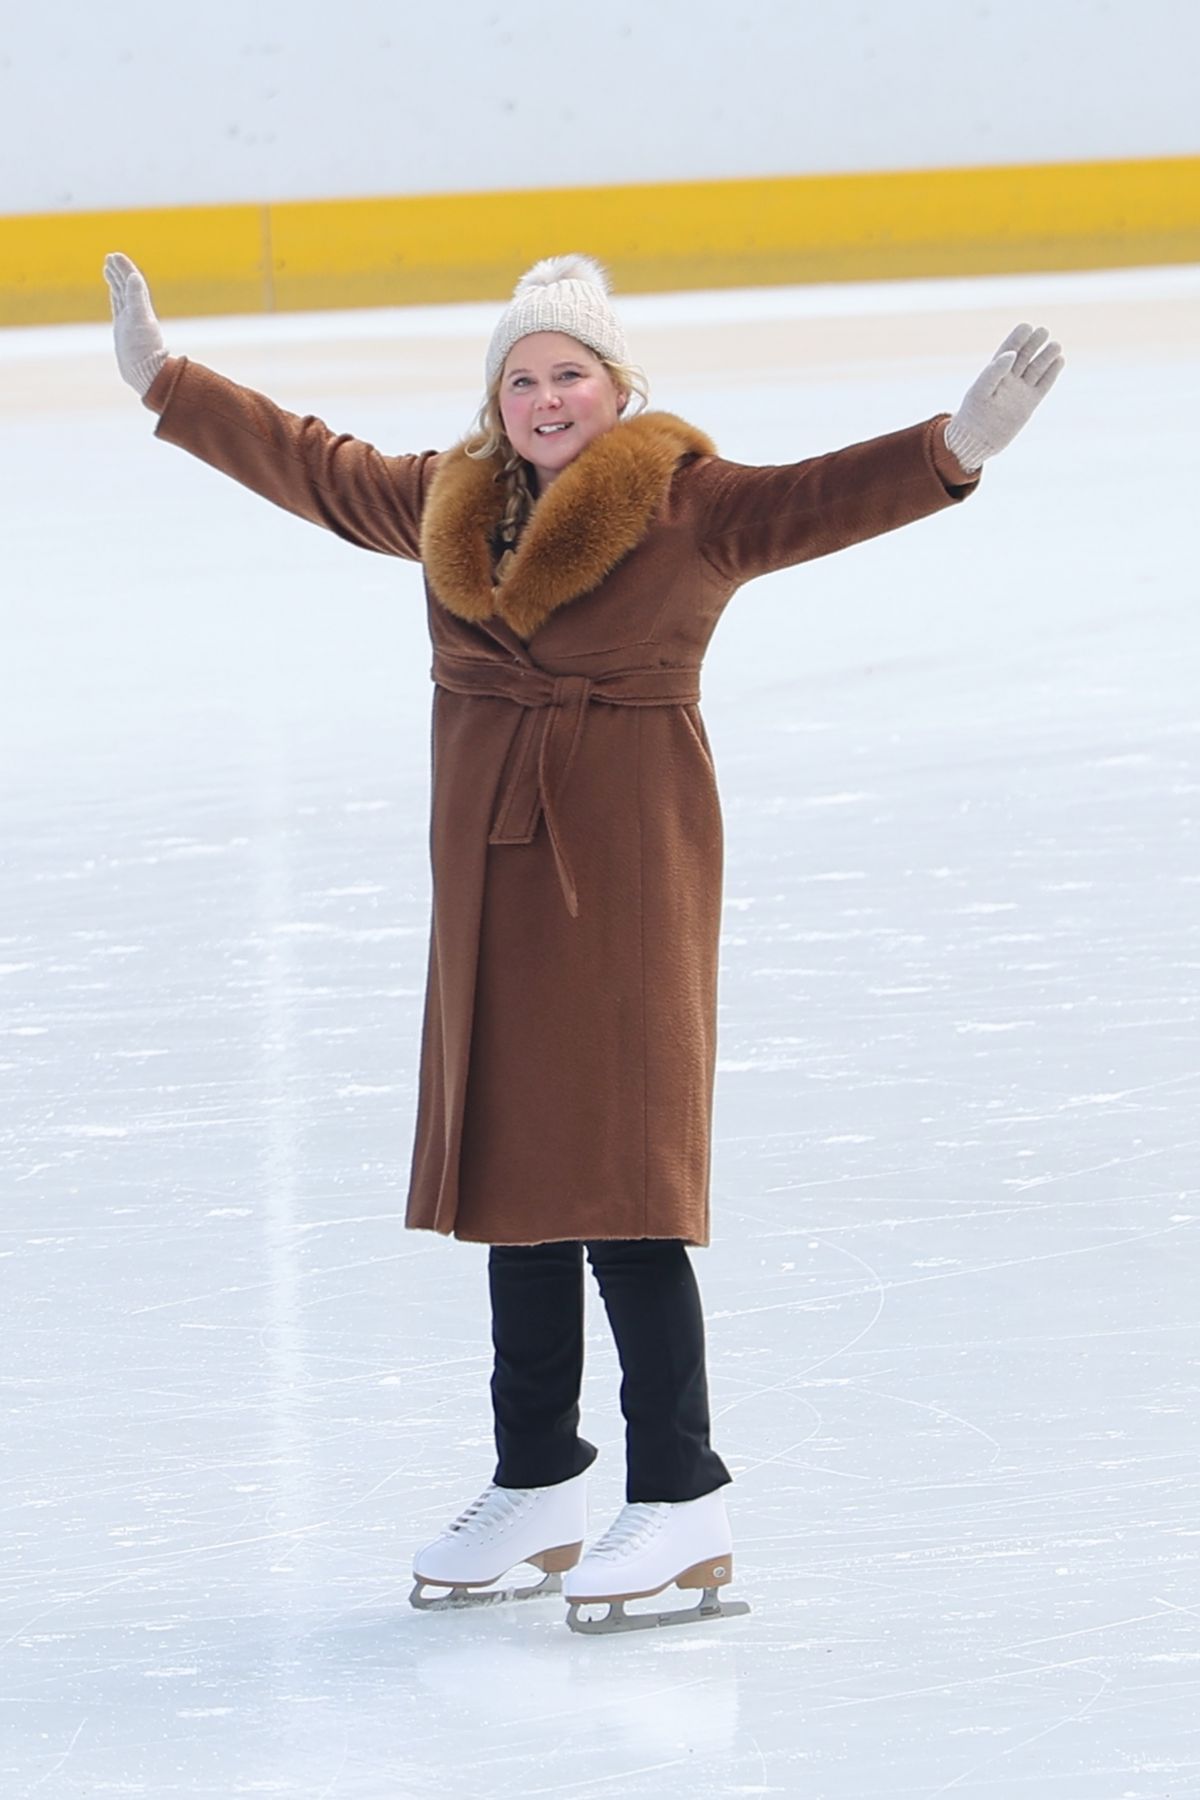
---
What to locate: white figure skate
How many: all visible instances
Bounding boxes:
[562,1490,750,1634]
[410,1469,588,1611]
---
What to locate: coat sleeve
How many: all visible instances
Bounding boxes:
[142,355,436,560]
[690,416,979,586]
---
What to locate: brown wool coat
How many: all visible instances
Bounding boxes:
[144,356,978,1246]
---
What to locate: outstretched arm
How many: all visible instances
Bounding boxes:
[103,253,434,561]
[694,416,976,586]
[695,323,1063,586]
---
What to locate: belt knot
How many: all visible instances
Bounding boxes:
[431,650,700,917]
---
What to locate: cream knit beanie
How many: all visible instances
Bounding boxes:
[485,254,627,388]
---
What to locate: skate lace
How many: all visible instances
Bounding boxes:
[445,1484,533,1539]
[584,1502,670,1563]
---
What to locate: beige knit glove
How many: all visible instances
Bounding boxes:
[945,324,1064,471]
[103,252,168,396]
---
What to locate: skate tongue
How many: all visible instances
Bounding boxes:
[448,1484,532,1536]
[588,1502,667,1562]
[449,1489,491,1531]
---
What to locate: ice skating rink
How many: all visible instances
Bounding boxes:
[2,264,1198,1798]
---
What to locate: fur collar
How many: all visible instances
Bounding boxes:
[419,411,716,639]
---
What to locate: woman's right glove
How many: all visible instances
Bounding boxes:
[945,323,1064,472]
[103,252,168,397]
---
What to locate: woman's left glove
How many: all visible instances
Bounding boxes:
[103,252,168,396]
[945,324,1064,472]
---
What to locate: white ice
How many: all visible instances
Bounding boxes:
[1,266,1198,1798]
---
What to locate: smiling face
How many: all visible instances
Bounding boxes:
[498,332,627,492]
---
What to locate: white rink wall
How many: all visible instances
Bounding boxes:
[5,0,1198,215]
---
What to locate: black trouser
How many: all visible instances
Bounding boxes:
[488,1238,731,1503]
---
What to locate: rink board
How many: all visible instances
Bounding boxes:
[2,154,1200,325]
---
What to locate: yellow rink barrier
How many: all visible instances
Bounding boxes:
[2,156,1198,327]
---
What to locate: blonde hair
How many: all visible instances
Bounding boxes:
[464,349,649,584]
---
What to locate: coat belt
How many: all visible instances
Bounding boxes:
[431,649,701,917]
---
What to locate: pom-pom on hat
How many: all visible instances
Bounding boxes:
[485,254,628,389]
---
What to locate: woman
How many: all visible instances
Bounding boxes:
[103,251,1063,1634]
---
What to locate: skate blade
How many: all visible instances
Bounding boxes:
[566,1585,751,1636]
[410,1570,563,1612]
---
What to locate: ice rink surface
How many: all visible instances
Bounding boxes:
[2,265,1198,1797]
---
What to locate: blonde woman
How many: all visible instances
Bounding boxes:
[104,251,1062,1634]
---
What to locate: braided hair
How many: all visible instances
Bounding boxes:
[492,448,537,585]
